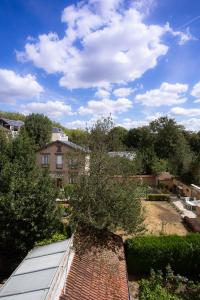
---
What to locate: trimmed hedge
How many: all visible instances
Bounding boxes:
[147,194,170,201]
[125,234,200,278]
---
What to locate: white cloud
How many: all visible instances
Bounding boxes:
[117,118,148,129]
[191,81,200,103]
[135,82,188,107]
[113,87,134,97]
[17,1,174,89]
[170,106,200,117]
[95,88,111,98]
[0,68,43,103]
[21,100,72,118]
[178,118,200,131]
[169,27,196,46]
[78,97,132,115]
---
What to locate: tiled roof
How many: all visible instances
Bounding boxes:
[60,231,129,300]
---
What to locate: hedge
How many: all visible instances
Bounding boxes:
[147,194,170,201]
[125,234,200,278]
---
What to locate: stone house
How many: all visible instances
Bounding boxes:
[36,140,90,188]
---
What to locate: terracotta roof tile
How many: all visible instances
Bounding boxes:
[60,231,129,300]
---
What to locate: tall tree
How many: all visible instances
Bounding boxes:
[24,113,52,148]
[108,126,128,151]
[149,117,184,159]
[125,126,154,151]
[0,132,60,254]
[68,117,145,234]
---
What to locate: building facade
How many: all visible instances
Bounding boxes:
[36,140,89,187]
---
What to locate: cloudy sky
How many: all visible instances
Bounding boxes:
[0,0,200,130]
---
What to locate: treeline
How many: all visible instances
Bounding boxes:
[1,111,199,184]
[107,117,200,185]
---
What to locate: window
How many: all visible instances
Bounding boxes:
[41,154,49,166]
[68,158,78,169]
[56,154,63,169]
[69,173,78,184]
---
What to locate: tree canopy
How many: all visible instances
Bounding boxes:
[68,117,145,234]
[0,131,61,255]
[24,113,52,148]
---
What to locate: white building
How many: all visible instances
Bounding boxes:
[51,128,69,142]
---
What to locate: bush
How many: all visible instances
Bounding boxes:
[140,280,179,300]
[139,267,200,300]
[184,217,200,233]
[147,194,170,201]
[125,234,200,278]
[35,232,67,246]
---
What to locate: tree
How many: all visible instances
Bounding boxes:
[184,130,200,155]
[125,126,154,151]
[151,158,169,175]
[149,117,184,159]
[68,117,145,234]
[24,113,52,148]
[107,126,128,151]
[0,132,61,254]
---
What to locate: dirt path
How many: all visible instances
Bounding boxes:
[142,200,188,235]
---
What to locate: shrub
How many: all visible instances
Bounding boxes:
[139,267,200,300]
[184,217,200,233]
[147,194,170,201]
[35,232,67,246]
[140,280,179,300]
[125,234,200,278]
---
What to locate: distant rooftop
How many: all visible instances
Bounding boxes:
[108,151,136,160]
[0,118,24,127]
[0,239,73,300]
[52,127,63,133]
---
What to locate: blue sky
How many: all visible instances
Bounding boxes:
[0,0,200,130]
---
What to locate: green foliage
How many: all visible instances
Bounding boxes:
[140,280,179,300]
[35,232,67,246]
[0,111,26,121]
[108,126,128,151]
[24,113,52,148]
[64,184,76,198]
[125,234,200,278]
[151,158,169,175]
[147,194,170,201]
[139,267,200,300]
[125,126,155,150]
[68,117,145,234]
[0,131,61,254]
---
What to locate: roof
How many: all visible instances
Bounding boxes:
[60,231,129,300]
[108,151,136,161]
[52,127,62,133]
[0,118,24,127]
[0,239,72,300]
[38,140,90,153]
